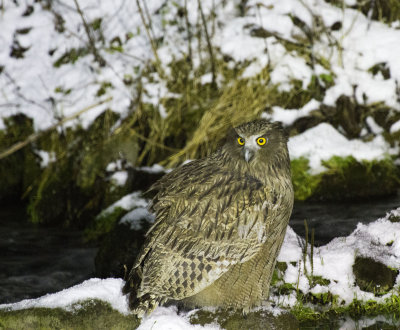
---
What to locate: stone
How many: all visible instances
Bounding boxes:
[353,256,399,295]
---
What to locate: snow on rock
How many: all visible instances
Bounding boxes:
[277,207,400,306]
[288,123,397,174]
[98,192,148,217]
[390,120,400,134]
[1,207,399,323]
[0,278,130,314]
[120,207,155,230]
[110,171,128,187]
[2,0,400,133]
[138,307,220,330]
[263,99,321,126]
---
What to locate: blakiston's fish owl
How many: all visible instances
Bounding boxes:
[123,119,294,317]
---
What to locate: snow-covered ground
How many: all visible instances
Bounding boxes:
[287,122,398,174]
[1,205,399,328]
[1,0,400,131]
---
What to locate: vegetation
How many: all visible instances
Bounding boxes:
[0,300,140,330]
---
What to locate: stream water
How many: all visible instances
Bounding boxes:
[0,204,97,304]
[0,196,399,326]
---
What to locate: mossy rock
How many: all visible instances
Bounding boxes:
[353,257,399,295]
[0,114,42,204]
[95,222,148,278]
[292,156,400,201]
[27,110,139,227]
[0,299,140,330]
[314,156,399,201]
[190,308,299,330]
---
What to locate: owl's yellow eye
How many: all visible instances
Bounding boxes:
[237,137,245,145]
[257,137,267,146]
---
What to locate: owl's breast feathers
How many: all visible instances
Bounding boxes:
[123,155,293,315]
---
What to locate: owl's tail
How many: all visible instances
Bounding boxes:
[122,267,160,318]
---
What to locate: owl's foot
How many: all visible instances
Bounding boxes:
[130,293,160,318]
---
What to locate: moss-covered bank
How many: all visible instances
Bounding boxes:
[0,300,140,330]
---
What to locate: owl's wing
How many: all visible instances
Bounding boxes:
[132,159,276,300]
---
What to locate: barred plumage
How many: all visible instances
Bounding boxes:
[123,119,294,317]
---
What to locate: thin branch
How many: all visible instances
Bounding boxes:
[184,0,193,65]
[0,97,113,160]
[73,0,106,66]
[198,0,216,88]
[136,0,164,78]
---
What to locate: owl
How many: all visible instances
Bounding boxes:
[123,119,294,317]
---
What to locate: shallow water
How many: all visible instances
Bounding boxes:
[0,195,398,306]
[0,204,97,304]
[290,194,400,246]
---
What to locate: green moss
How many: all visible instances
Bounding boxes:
[85,206,127,241]
[53,47,89,67]
[96,81,113,97]
[190,308,299,330]
[353,257,399,295]
[291,295,400,327]
[27,110,136,227]
[316,156,399,200]
[291,156,400,201]
[291,157,321,201]
[310,276,331,287]
[0,114,42,203]
[0,300,140,330]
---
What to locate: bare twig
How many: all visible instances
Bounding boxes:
[0,97,113,160]
[198,0,216,88]
[184,0,193,65]
[136,0,164,78]
[73,0,106,66]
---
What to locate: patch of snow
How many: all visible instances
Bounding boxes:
[98,192,148,217]
[277,207,400,307]
[120,207,155,230]
[35,150,56,168]
[0,278,130,315]
[288,123,397,174]
[263,99,320,126]
[366,116,384,134]
[138,306,220,330]
[138,164,169,174]
[390,119,400,133]
[110,171,128,186]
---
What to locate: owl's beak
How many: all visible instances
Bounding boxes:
[243,147,254,163]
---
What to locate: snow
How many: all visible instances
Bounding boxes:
[0,278,129,314]
[98,192,148,217]
[2,0,400,132]
[1,0,400,175]
[35,150,56,168]
[138,307,220,330]
[138,164,169,174]
[0,279,220,329]
[288,123,397,174]
[1,205,399,326]
[276,207,400,306]
[110,171,128,186]
[263,99,320,126]
[120,207,155,230]
[390,120,400,133]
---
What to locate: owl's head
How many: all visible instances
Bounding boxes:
[222,119,289,166]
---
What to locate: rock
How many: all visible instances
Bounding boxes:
[95,222,148,279]
[0,300,140,329]
[353,257,399,295]
[190,308,299,330]
[0,114,41,204]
